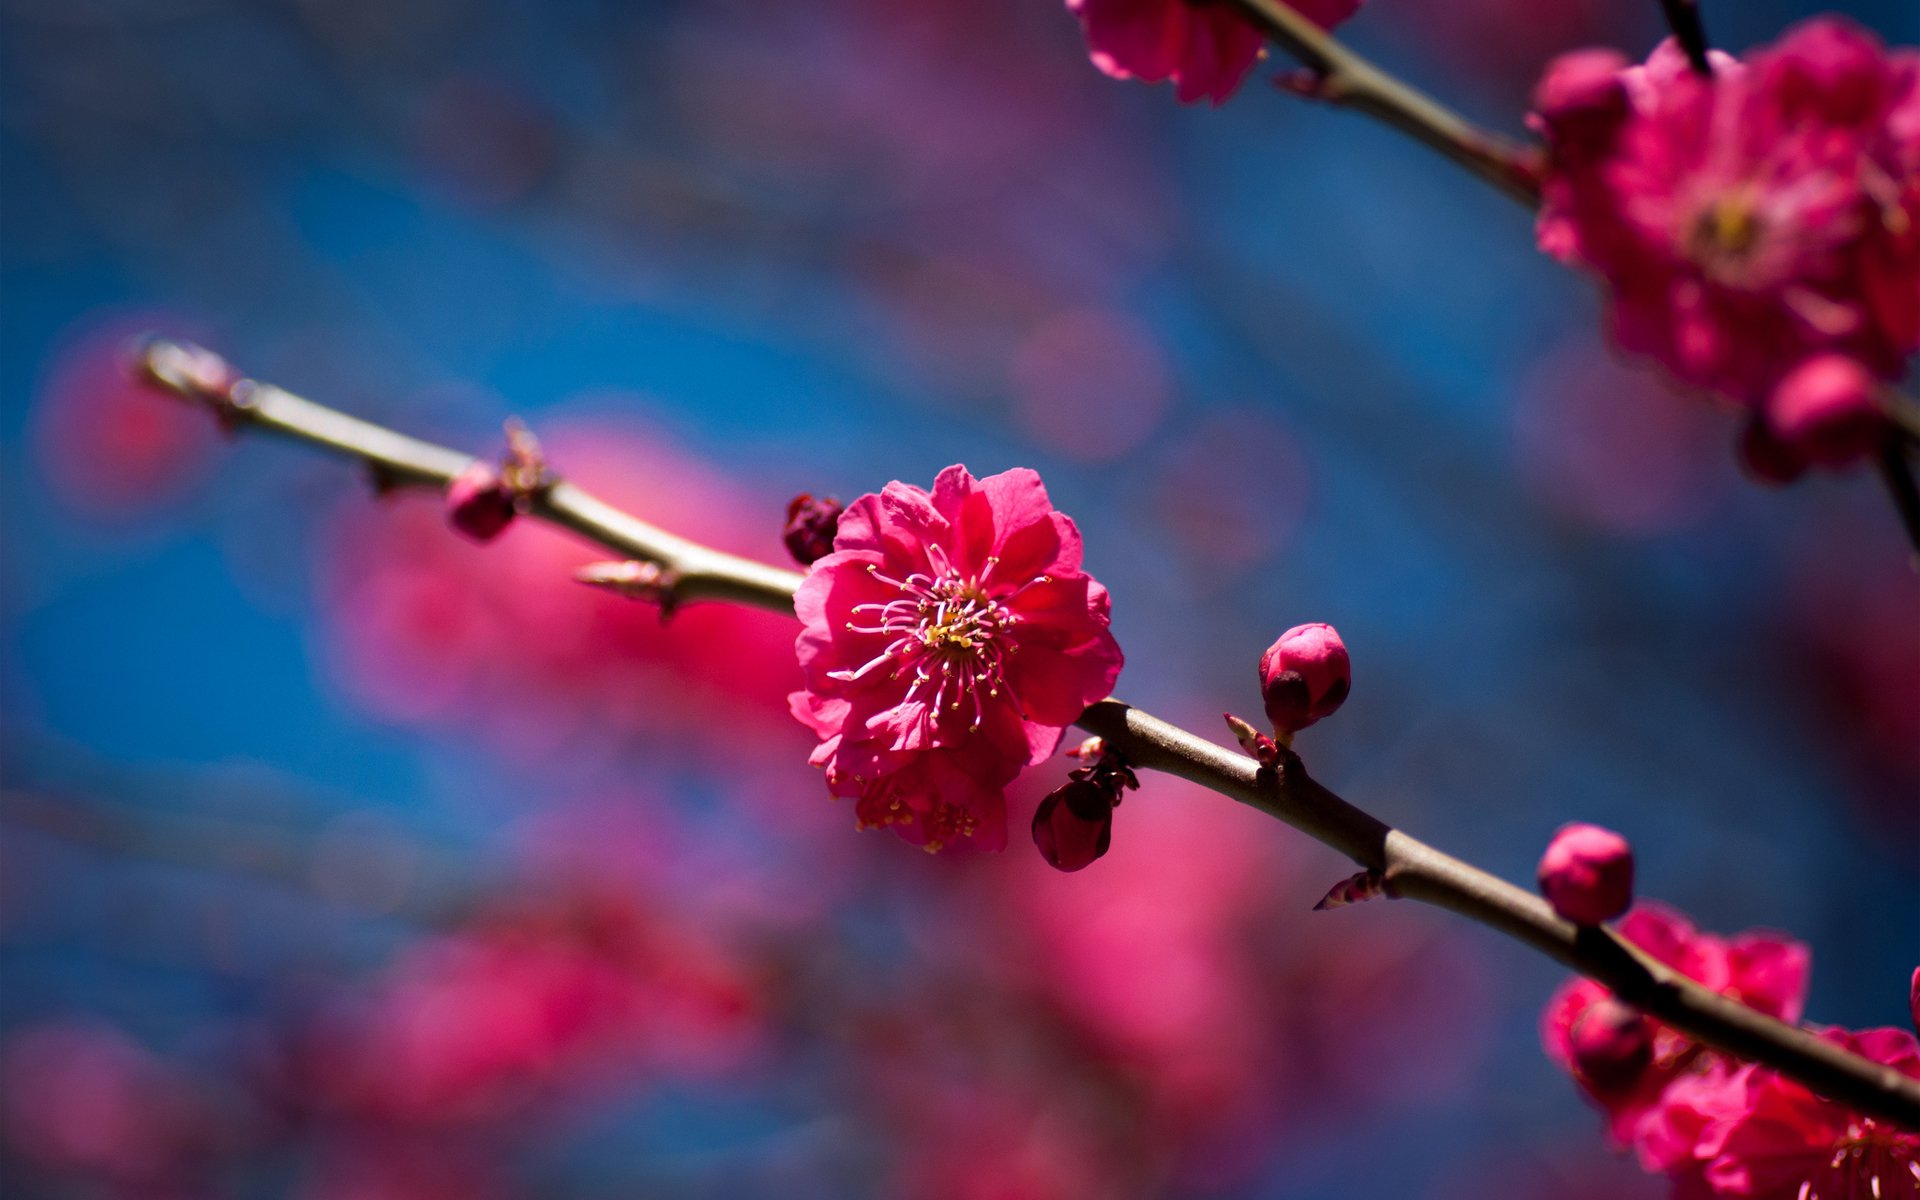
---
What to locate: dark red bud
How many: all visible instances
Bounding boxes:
[446,461,517,543]
[1737,415,1809,486]
[1568,997,1653,1092]
[1031,779,1114,873]
[783,493,844,566]
[1765,355,1888,470]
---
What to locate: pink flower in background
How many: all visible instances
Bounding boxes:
[791,465,1123,852]
[1663,1028,1920,1199]
[2,1022,218,1188]
[34,315,222,518]
[1541,903,1810,1154]
[1530,19,1920,406]
[318,418,804,761]
[281,887,762,1128]
[1066,0,1362,105]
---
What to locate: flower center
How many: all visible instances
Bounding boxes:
[833,555,1046,733]
[1686,193,1768,278]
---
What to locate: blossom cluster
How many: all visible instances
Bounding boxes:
[1529,18,1918,475]
[1065,0,1361,105]
[1543,903,1919,1198]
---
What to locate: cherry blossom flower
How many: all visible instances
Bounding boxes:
[1541,903,1810,1152]
[1663,1027,1920,1200]
[1529,19,1920,406]
[791,465,1123,852]
[1066,0,1362,106]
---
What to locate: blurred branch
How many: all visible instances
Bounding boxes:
[1230,0,1542,207]
[1877,440,1920,563]
[134,337,1920,1132]
[135,337,805,610]
[1658,0,1716,76]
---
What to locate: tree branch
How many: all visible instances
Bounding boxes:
[1658,0,1716,76]
[133,336,1920,1131]
[1229,0,1543,207]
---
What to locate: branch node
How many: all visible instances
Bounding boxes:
[576,559,681,617]
[1313,868,1386,911]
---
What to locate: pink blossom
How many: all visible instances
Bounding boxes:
[1541,903,1810,1152]
[790,465,1123,852]
[281,887,762,1129]
[1668,1028,1920,1200]
[34,315,222,518]
[2,1021,217,1187]
[1530,19,1920,406]
[1538,822,1635,925]
[1258,622,1350,735]
[1066,0,1362,106]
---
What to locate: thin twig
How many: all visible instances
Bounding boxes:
[1228,0,1542,207]
[1658,0,1715,76]
[134,337,1920,1131]
[1876,439,1920,564]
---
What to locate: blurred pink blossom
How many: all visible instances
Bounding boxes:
[1066,0,1361,105]
[1531,20,1920,407]
[317,418,802,762]
[34,315,222,518]
[1657,1027,1920,1199]
[1542,902,1810,1154]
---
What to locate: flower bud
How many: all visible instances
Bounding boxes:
[1736,414,1808,486]
[446,461,516,543]
[1258,623,1350,735]
[1910,966,1919,1038]
[1568,996,1653,1092]
[1538,822,1634,925]
[1764,355,1888,469]
[783,493,844,566]
[1031,779,1115,873]
[1531,49,1631,129]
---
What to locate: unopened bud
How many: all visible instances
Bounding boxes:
[1765,355,1887,470]
[446,462,516,543]
[1538,822,1634,925]
[1530,49,1630,128]
[1258,623,1350,736]
[1568,996,1652,1092]
[783,493,844,566]
[1737,414,1808,486]
[1031,779,1115,873]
